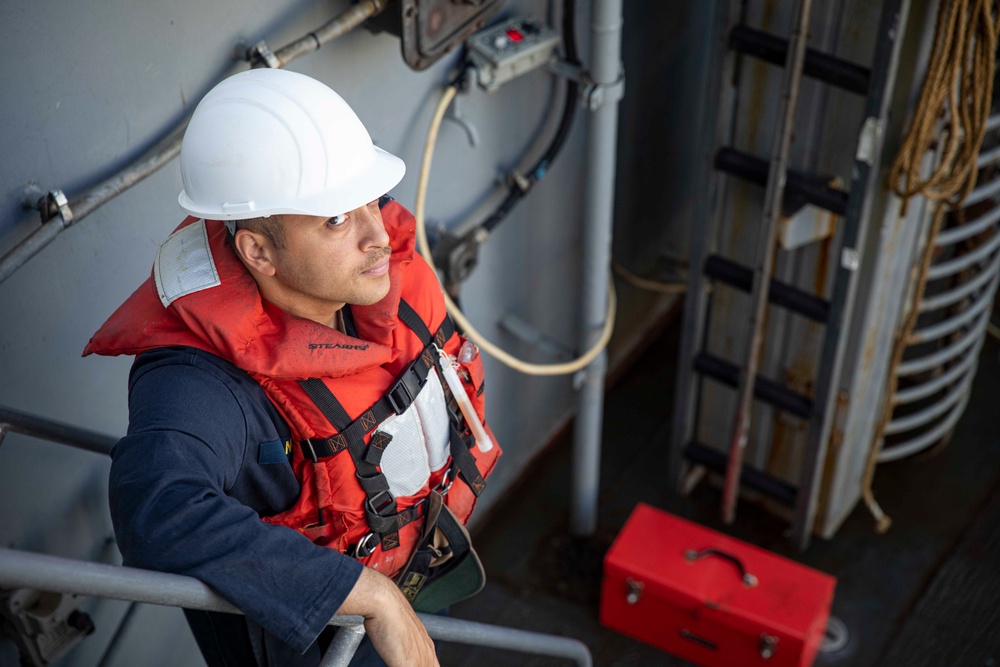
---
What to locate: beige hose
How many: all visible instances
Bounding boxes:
[415,85,617,376]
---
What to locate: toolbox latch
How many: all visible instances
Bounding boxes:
[624,577,644,605]
[759,632,779,659]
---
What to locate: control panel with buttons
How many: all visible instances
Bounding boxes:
[466,18,561,92]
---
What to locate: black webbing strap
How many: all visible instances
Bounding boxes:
[398,298,455,350]
[299,357,431,460]
[298,376,402,549]
[299,378,351,431]
[448,424,486,497]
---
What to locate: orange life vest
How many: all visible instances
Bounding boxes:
[85,201,501,578]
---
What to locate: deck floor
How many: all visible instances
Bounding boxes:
[438,318,1000,667]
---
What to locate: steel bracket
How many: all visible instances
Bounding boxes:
[432,225,490,298]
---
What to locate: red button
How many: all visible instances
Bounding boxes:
[505,29,524,42]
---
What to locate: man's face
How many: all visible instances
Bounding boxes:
[266,199,392,317]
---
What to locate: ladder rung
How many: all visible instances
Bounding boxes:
[694,352,814,418]
[704,255,830,322]
[730,25,871,95]
[715,147,849,216]
[683,441,798,506]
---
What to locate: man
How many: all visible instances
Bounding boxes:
[84,68,500,667]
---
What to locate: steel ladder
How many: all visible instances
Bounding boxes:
[671,0,911,549]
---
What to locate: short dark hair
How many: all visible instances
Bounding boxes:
[229,216,286,250]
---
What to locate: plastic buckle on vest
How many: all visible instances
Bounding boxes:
[366,490,396,516]
[387,366,422,415]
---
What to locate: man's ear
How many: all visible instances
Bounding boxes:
[233,229,277,277]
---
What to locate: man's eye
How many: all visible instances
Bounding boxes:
[328,214,348,226]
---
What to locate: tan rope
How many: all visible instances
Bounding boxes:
[888,0,998,208]
[611,259,687,295]
[865,0,999,532]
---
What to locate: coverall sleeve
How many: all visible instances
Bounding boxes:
[108,360,363,653]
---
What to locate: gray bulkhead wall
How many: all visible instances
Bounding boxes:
[0,1,704,665]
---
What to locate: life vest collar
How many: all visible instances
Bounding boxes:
[85,210,420,380]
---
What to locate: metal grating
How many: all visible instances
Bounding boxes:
[878,115,1000,463]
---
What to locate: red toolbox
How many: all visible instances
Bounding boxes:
[601,503,835,667]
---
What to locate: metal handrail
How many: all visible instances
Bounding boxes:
[0,547,593,666]
[0,405,117,455]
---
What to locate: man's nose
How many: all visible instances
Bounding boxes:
[358,204,390,249]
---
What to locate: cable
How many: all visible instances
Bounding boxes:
[479,0,580,233]
[416,85,616,376]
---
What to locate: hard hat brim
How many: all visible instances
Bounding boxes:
[178,146,406,221]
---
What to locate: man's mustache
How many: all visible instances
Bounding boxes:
[360,246,392,272]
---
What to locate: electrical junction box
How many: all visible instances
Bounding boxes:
[367,0,504,71]
[466,17,561,92]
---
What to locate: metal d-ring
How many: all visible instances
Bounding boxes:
[685,548,759,587]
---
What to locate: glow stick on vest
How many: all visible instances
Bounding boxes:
[435,345,494,452]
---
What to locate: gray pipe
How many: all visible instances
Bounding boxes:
[0,405,118,455]
[0,130,185,285]
[0,547,592,666]
[274,0,386,65]
[571,0,623,536]
[421,615,593,666]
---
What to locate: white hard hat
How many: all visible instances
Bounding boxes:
[177,69,405,220]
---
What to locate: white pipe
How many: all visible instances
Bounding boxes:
[571,0,624,536]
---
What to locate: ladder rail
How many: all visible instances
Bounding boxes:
[722,0,816,524]
[670,0,748,488]
[791,0,911,549]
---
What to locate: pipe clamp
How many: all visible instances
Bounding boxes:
[248,40,280,68]
[40,190,73,226]
[586,72,625,110]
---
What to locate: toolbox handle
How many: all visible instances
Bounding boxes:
[684,548,759,587]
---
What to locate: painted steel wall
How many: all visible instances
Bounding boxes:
[0,1,710,664]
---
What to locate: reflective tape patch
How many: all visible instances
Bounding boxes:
[154,219,221,308]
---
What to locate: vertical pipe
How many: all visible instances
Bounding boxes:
[571,0,623,536]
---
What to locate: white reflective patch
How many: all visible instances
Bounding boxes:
[378,369,451,498]
[153,220,221,308]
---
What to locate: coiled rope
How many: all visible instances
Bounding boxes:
[864,0,999,532]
